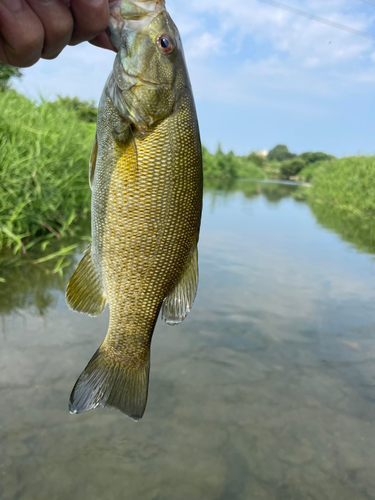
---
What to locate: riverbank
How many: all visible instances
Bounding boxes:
[0,91,268,256]
[299,156,375,219]
[1,90,374,260]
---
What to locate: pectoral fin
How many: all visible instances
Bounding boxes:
[162,245,199,326]
[89,135,98,188]
[66,244,107,317]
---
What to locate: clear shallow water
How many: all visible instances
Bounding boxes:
[1,182,375,500]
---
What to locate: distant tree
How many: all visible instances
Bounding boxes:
[247,152,266,168]
[268,144,296,162]
[202,146,217,177]
[202,146,240,179]
[299,151,335,165]
[217,151,237,179]
[280,158,306,179]
[215,142,224,157]
[0,63,22,91]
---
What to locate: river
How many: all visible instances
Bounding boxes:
[1,181,375,500]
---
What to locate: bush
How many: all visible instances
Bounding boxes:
[297,161,328,182]
[202,145,235,179]
[280,158,306,179]
[299,151,335,165]
[268,144,296,162]
[202,145,265,180]
[247,152,266,168]
[236,160,266,179]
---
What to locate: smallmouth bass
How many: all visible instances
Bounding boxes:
[66,0,203,420]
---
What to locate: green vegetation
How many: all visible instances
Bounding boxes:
[46,95,98,123]
[203,145,266,180]
[280,158,306,179]
[1,77,374,272]
[267,144,296,163]
[305,156,375,218]
[0,62,22,91]
[202,143,332,182]
[0,90,269,259]
[264,145,335,180]
[296,162,326,183]
[0,90,95,256]
[293,155,375,253]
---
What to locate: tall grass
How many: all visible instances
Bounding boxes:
[307,156,375,218]
[0,90,95,253]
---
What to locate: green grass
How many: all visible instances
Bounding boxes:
[0,90,95,254]
[306,156,375,218]
[297,161,329,183]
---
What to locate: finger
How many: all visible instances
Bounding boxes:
[25,0,74,60]
[69,0,110,46]
[89,30,117,52]
[0,0,44,67]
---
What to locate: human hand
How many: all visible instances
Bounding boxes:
[0,0,117,68]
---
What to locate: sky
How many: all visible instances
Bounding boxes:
[13,0,375,157]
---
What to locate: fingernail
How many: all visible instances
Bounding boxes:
[1,0,23,13]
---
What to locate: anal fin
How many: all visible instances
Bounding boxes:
[162,244,199,326]
[66,244,107,317]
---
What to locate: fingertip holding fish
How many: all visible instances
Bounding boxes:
[66,0,202,421]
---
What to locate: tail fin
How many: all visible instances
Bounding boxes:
[69,348,150,421]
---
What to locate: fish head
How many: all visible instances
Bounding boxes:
[107,0,188,130]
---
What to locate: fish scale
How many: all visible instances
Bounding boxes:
[65,0,202,420]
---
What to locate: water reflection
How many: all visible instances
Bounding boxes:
[0,237,88,316]
[1,182,375,500]
[309,198,375,255]
[2,181,375,317]
[204,178,298,204]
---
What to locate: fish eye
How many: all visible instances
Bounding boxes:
[157,34,174,54]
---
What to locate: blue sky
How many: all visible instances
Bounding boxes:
[13,0,375,157]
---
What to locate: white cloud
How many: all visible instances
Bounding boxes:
[181,0,375,67]
[167,0,375,117]
[15,0,375,104]
[184,32,223,60]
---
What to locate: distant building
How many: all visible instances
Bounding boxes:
[255,150,268,157]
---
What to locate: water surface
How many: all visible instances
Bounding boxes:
[1,182,375,500]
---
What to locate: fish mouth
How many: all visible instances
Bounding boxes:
[109,0,165,23]
[109,0,166,48]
